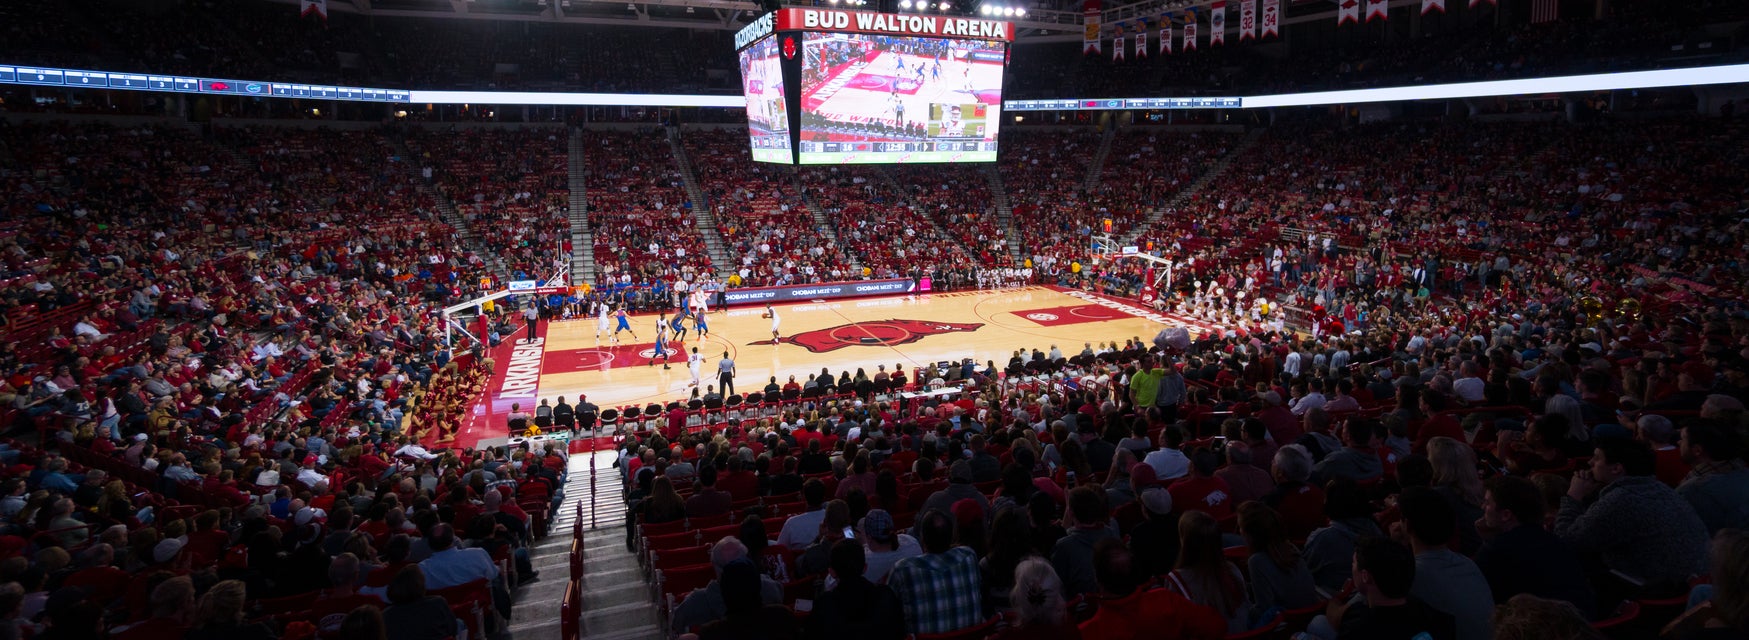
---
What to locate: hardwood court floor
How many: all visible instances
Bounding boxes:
[527,285,1203,412]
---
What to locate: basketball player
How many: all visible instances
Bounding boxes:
[649,314,672,369]
[670,310,689,343]
[595,300,611,340]
[613,306,636,344]
[940,105,966,137]
[767,303,781,341]
[693,311,709,339]
[961,65,975,95]
[687,346,704,388]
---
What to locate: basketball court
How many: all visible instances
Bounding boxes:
[454,285,1222,447]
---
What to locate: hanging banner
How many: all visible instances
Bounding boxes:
[1422,0,1445,13]
[1136,26,1148,58]
[1338,0,1361,25]
[1160,19,1172,54]
[1239,0,1257,41]
[1183,13,1198,51]
[1083,0,1103,55]
[1261,0,1281,38]
[300,0,328,20]
[1209,2,1226,46]
[1366,0,1389,21]
[1113,24,1126,61]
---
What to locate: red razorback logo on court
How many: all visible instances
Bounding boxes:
[749,319,983,353]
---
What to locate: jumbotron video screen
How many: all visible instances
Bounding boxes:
[740,35,792,164]
[797,33,1005,163]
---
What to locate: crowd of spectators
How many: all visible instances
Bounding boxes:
[0,116,587,640]
[1000,129,1100,272]
[798,167,970,280]
[585,130,715,286]
[404,127,570,283]
[682,130,858,286]
[886,165,1012,267]
[4,92,1749,640]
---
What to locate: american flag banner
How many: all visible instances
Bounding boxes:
[1209,1,1226,45]
[1365,0,1388,21]
[1239,0,1257,41]
[1338,0,1360,25]
[1531,0,1557,23]
[1261,0,1280,37]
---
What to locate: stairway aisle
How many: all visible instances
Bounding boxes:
[792,174,863,274]
[983,165,1021,265]
[664,128,737,280]
[1119,127,1264,247]
[567,128,597,285]
[505,450,659,640]
[1081,123,1118,192]
[392,136,512,283]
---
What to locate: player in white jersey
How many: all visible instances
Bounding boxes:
[595,301,611,339]
[687,346,704,388]
[767,303,781,341]
[649,314,672,369]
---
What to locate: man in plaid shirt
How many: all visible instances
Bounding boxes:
[887,509,984,634]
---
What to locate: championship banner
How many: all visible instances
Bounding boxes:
[1209,2,1226,46]
[1183,12,1198,51]
[300,0,328,20]
[1136,27,1148,58]
[1239,0,1257,41]
[1113,24,1126,61]
[1083,0,1102,55]
[1422,0,1445,14]
[1140,267,1159,306]
[1365,0,1388,21]
[1338,0,1360,25]
[1261,0,1280,38]
[1160,20,1172,54]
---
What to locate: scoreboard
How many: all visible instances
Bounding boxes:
[735,9,1013,165]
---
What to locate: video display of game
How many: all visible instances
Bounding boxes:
[796,32,1004,164]
[739,35,792,164]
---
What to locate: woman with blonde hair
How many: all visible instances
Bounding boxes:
[186,580,275,640]
[992,557,1079,640]
[1426,436,1485,555]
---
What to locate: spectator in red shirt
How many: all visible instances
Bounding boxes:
[1169,449,1235,520]
[1077,538,1226,640]
[718,456,760,501]
[1261,444,1327,542]
[1407,392,1460,455]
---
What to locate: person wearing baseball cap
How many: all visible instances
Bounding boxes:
[860,508,921,583]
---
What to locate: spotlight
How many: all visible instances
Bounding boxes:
[900,0,911,8]
[939,2,949,9]
[979,5,990,14]
[1015,7,1024,15]
[1004,7,1015,15]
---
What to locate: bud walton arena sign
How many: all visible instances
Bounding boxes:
[738,8,1015,48]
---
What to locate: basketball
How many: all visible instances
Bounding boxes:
[762,312,772,319]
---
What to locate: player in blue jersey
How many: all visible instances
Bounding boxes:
[693,311,709,339]
[649,314,672,369]
[669,310,690,343]
[613,306,636,344]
